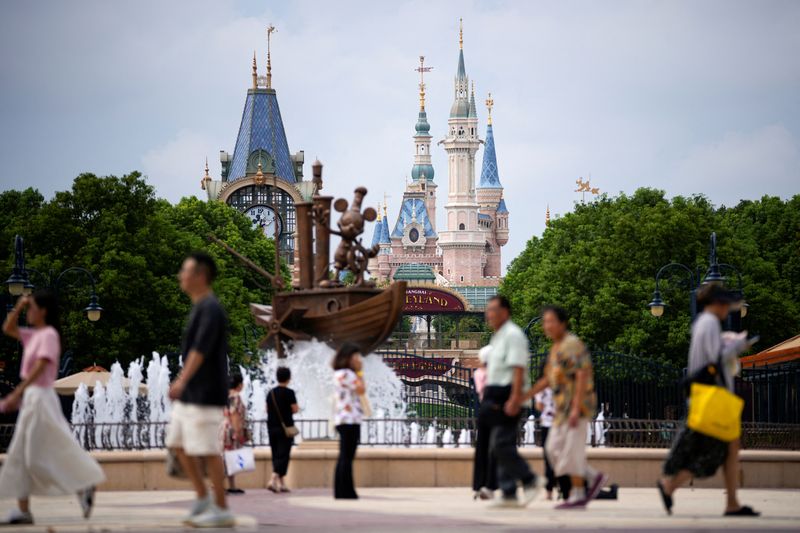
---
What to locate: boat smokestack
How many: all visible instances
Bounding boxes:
[314,196,333,286]
[295,202,315,289]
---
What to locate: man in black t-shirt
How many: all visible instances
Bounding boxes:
[166,252,234,528]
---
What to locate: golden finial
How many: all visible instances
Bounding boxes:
[254,155,266,186]
[459,18,463,50]
[200,157,211,191]
[376,201,383,222]
[266,24,277,89]
[252,51,258,90]
[383,192,390,217]
[486,92,494,125]
[415,55,433,111]
[546,204,551,227]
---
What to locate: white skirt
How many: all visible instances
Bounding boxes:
[0,386,105,499]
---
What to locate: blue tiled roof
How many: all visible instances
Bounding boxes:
[227,89,296,183]
[478,213,492,221]
[380,216,391,245]
[496,198,508,214]
[371,218,383,247]
[391,198,436,238]
[478,124,502,189]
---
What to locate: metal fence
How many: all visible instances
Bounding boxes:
[737,363,800,424]
[3,417,797,453]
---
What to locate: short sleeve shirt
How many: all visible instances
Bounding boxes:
[547,333,597,425]
[180,295,229,406]
[334,369,363,426]
[267,386,298,430]
[486,320,530,388]
[19,326,60,387]
[534,388,556,428]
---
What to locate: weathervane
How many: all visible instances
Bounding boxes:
[574,176,600,203]
[415,56,433,110]
[266,24,277,89]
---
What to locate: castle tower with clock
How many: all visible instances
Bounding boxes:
[372,20,510,308]
[201,29,314,265]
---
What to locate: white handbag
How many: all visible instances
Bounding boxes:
[223,447,256,476]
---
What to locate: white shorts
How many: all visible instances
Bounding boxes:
[165,401,225,456]
[545,420,589,477]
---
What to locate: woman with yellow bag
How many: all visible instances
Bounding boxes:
[657,284,760,517]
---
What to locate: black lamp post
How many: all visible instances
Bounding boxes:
[4,235,103,321]
[647,232,747,327]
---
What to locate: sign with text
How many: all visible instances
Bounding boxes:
[387,357,454,379]
[403,287,466,313]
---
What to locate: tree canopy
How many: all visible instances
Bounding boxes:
[501,188,800,367]
[0,172,286,373]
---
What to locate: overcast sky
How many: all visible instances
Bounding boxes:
[1,0,798,270]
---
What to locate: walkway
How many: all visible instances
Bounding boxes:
[1,487,797,532]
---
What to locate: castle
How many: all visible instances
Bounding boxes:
[369,21,509,308]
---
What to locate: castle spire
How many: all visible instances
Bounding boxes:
[415,55,433,111]
[252,51,258,90]
[459,18,463,50]
[469,81,477,117]
[200,157,211,190]
[266,24,277,89]
[478,95,502,189]
[546,204,551,227]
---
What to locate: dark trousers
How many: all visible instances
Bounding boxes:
[335,424,360,499]
[269,427,293,477]
[541,426,557,492]
[482,386,536,498]
[472,408,498,491]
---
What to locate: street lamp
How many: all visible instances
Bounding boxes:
[5,236,27,296]
[647,232,747,326]
[5,235,103,322]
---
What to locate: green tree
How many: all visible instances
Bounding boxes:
[502,189,800,367]
[0,173,284,372]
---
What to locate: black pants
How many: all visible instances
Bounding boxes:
[269,427,293,477]
[482,386,536,498]
[541,426,557,492]
[472,407,498,492]
[335,424,360,499]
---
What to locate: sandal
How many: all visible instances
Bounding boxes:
[656,481,673,515]
[724,506,760,517]
[267,484,279,493]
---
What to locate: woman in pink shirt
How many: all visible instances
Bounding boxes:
[0,291,105,525]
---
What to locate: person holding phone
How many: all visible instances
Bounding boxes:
[657,283,760,517]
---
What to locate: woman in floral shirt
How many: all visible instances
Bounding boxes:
[332,343,366,499]
[222,373,248,494]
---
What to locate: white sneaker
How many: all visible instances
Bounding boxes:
[188,505,236,528]
[520,475,545,507]
[182,495,211,524]
[5,508,34,525]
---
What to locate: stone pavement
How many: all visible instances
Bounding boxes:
[1,487,798,532]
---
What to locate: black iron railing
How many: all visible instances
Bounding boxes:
[2,418,798,453]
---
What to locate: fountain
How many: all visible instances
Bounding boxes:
[523,415,537,446]
[72,341,408,448]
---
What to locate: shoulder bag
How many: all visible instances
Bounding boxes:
[271,388,300,438]
[685,354,744,442]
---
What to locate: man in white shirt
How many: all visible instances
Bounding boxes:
[481,295,541,508]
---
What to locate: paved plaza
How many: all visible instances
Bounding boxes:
[0,487,798,532]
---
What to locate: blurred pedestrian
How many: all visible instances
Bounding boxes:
[0,291,105,525]
[331,343,365,499]
[222,373,248,495]
[267,366,299,493]
[167,252,235,528]
[482,295,541,508]
[657,284,760,517]
[529,305,608,509]
[472,344,497,500]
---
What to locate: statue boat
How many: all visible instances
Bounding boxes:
[212,161,406,357]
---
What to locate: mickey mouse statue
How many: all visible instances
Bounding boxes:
[322,186,378,287]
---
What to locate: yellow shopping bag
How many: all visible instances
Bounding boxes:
[687,382,744,442]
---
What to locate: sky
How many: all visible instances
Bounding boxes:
[1,0,798,271]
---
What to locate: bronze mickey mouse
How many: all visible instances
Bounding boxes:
[322,187,379,287]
